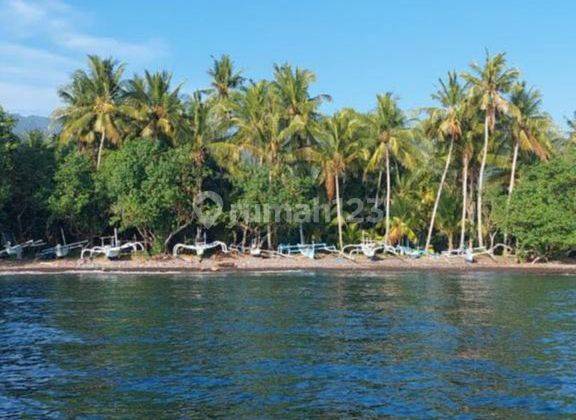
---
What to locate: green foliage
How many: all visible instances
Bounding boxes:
[55,55,127,168]
[49,147,105,237]
[7,133,56,238]
[0,51,573,257]
[502,151,576,257]
[0,145,10,221]
[0,106,17,225]
[99,139,199,249]
[230,164,314,231]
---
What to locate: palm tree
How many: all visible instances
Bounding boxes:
[55,55,126,168]
[462,51,519,247]
[187,90,217,166]
[232,81,301,247]
[365,93,413,245]
[303,109,362,250]
[458,124,478,249]
[503,82,551,246]
[186,90,240,180]
[207,55,244,127]
[208,55,244,100]
[125,71,185,145]
[272,63,331,147]
[424,72,465,251]
[232,81,301,171]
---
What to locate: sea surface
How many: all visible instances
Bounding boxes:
[1,271,575,416]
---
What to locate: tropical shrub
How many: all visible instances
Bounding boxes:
[49,147,106,238]
[99,139,200,252]
[503,150,576,258]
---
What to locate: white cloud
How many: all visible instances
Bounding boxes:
[0,81,60,116]
[57,34,168,64]
[0,42,77,88]
[0,0,169,115]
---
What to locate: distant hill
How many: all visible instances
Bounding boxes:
[12,114,60,136]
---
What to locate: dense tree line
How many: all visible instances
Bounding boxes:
[0,52,575,259]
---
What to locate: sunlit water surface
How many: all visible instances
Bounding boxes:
[1,271,576,416]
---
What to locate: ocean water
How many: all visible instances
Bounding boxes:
[1,271,575,416]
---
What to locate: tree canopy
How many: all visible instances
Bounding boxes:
[0,52,573,260]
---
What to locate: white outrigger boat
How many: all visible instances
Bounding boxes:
[173,241,228,257]
[37,230,88,259]
[442,247,474,262]
[0,238,45,259]
[441,244,513,263]
[277,242,338,259]
[229,241,264,257]
[81,229,144,259]
[344,233,427,259]
[343,234,393,259]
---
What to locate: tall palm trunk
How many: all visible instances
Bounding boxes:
[335,174,344,251]
[425,137,454,251]
[477,114,490,248]
[384,146,391,245]
[459,151,469,249]
[96,130,106,169]
[503,140,520,248]
[374,170,383,209]
[267,169,273,249]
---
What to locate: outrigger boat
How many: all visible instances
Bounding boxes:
[0,239,45,259]
[37,230,88,259]
[229,241,264,257]
[81,229,144,259]
[343,233,426,259]
[393,245,427,258]
[343,234,392,259]
[277,242,338,259]
[442,247,474,262]
[0,232,44,259]
[442,244,513,263]
[173,241,228,257]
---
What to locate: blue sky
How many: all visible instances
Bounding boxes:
[1,0,575,128]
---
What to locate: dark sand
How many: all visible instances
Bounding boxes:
[1,253,576,275]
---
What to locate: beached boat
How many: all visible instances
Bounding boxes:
[343,235,389,258]
[37,231,88,259]
[81,229,144,259]
[0,239,45,259]
[277,243,338,259]
[229,238,265,257]
[38,241,88,259]
[173,241,228,257]
[0,233,45,259]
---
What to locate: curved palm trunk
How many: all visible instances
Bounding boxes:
[425,137,454,251]
[335,174,344,251]
[503,140,520,249]
[96,130,106,169]
[459,152,469,250]
[477,114,490,248]
[384,146,391,245]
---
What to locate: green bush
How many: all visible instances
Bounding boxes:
[49,148,106,238]
[505,150,576,258]
[99,139,200,252]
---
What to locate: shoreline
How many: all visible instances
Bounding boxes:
[1,254,576,275]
